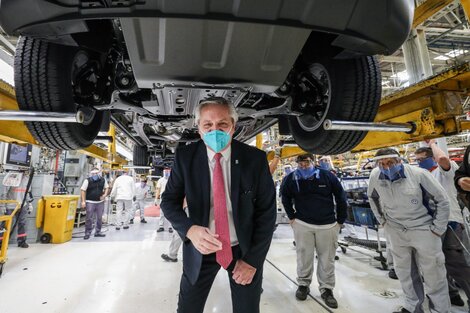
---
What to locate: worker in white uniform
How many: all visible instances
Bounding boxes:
[131,176,148,224]
[156,168,172,233]
[161,198,188,262]
[110,171,136,230]
[368,148,450,313]
[415,140,470,308]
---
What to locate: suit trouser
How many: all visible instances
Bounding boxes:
[84,202,104,235]
[133,200,145,220]
[116,200,133,226]
[292,221,338,292]
[177,245,263,313]
[443,224,470,307]
[385,224,450,313]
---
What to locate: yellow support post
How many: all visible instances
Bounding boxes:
[107,124,117,164]
[256,134,263,149]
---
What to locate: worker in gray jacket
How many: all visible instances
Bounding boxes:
[367,148,450,313]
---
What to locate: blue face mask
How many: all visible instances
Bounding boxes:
[418,157,436,171]
[163,171,170,178]
[91,174,100,181]
[380,164,403,179]
[319,161,331,171]
[202,129,232,153]
[296,167,316,179]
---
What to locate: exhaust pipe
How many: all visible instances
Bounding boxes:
[323,119,415,133]
[0,110,84,123]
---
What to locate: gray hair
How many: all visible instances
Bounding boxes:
[194,97,239,125]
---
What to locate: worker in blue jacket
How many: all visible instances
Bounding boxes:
[281,153,347,309]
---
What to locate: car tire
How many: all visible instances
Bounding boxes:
[133,145,149,174]
[288,56,381,155]
[14,36,104,150]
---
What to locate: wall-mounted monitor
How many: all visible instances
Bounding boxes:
[5,143,32,167]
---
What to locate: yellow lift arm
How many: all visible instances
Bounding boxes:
[353,62,470,152]
[0,80,127,166]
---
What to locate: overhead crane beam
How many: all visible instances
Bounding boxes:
[413,0,454,28]
[0,80,127,165]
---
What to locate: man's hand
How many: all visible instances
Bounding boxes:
[232,259,257,285]
[186,225,222,255]
[81,201,86,209]
[458,177,470,191]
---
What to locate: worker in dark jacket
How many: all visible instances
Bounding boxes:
[281,153,347,309]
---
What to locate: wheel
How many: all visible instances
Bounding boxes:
[14,36,106,150]
[40,233,52,244]
[133,145,150,174]
[288,56,381,155]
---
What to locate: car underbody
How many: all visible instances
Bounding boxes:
[0,0,414,160]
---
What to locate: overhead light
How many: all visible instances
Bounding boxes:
[122,165,152,169]
[390,70,409,81]
[434,49,468,60]
[434,55,450,60]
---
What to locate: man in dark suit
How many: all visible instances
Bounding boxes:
[161,97,276,313]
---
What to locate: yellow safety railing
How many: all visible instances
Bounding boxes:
[0,200,21,276]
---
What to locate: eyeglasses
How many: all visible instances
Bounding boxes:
[376,159,399,169]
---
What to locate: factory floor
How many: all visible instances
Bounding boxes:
[0,218,468,313]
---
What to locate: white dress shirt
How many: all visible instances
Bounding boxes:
[206,146,239,246]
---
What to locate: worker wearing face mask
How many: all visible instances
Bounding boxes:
[80,168,109,239]
[281,153,347,309]
[156,168,172,233]
[368,148,450,313]
[131,176,148,224]
[415,140,470,309]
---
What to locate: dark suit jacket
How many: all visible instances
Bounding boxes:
[161,139,276,285]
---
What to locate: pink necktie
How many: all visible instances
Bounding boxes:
[213,153,233,269]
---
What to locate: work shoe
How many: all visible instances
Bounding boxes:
[156,227,164,232]
[295,286,310,301]
[141,218,147,223]
[169,228,173,233]
[321,289,338,309]
[129,219,134,224]
[123,226,130,230]
[116,227,121,230]
[450,294,465,306]
[388,268,398,280]
[161,253,178,262]
[18,242,29,248]
[94,233,106,238]
[84,235,90,240]
[392,308,411,313]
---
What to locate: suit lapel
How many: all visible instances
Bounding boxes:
[195,141,211,226]
[231,140,241,225]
